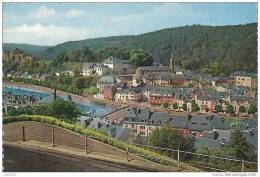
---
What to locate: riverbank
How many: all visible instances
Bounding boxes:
[3,81,121,109]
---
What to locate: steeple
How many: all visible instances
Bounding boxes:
[169,49,175,75]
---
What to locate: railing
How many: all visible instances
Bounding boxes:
[4,125,258,172]
[129,143,258,172]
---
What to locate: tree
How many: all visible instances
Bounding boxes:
[85,86,98,95]
[216,105,222,113]
[133,134,148,145]
[225,129,256,161]
[162,102,169,109]
[148,125,194,152]
[182,103,187,111]
[47,98,81,121]
[172,103,178,110]
[73,77,85,90]
[238,106,246,114]
[129,49,153,69]
[248,104,257,115]
[192,101,200,112]
[226,104,234,114]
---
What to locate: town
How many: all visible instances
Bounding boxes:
[3,48,257,157]
[2,2,258,173]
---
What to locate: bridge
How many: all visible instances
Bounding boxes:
[3,121,179,172]
[100,102,150,122]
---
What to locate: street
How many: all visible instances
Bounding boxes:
[3,145,145,172]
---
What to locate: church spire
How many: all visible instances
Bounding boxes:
[171,49,174,59]
[170,49,175,75]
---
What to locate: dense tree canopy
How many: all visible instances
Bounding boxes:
[47,98,81,120]
[37,23,256,76]
[148,124,194,152]
[129,49,153,69]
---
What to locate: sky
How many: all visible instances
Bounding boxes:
[3,2,257,46]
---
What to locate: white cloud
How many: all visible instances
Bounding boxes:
[35,6,57,23]
[67,9,86,18]
[3,23,91,46]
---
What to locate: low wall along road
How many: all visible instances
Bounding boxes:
[3,121,178,172]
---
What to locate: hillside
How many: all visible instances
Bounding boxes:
[4,23,257,75]
[3,43,50,57]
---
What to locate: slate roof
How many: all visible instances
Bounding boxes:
[116,87,141,94]
[232,71,257,78]
[202,129,231,141]
[194,137,224,150]
[87,118,133,141]
[97,75,117,84]
[169,115,188,129]
[241,128,258,149]
[137,66,172,71]
[188,115,212,131]
[103,56,129,65]
[124,108,230,132]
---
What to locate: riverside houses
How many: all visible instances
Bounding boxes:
[148,86,195,110]
[115,87,142,103]
[95,75,118,100]
[121,107,229,138]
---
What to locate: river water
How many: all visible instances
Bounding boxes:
[3,85,115,117]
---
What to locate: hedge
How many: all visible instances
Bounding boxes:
[3,115,187,168]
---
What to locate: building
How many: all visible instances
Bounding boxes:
[136,73,186,88]
[103,56,133,74]
[115,87,142,103]
[82,62,109,76]
[229,95,255,115]
[121,107,229,137]
[148,86,194,110]
[96,75,118,90]
[233,71,257,88]
[133,66,172,86]
[3,48,37,62]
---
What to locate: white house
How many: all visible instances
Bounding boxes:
[103,56,133,74]
[82,62,109,76]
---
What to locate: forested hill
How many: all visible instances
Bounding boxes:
[4,23,257,75]
[3,43,50,57]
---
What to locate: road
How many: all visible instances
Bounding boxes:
[103,102,150,122]
[3,145,146,172]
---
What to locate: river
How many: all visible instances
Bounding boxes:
[3,85,115,118]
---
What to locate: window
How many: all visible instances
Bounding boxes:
[140,126,146,130]
[140,131,145,136]
[156,120,161,124]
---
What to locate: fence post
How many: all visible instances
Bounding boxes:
[126,145,129,163]
[52,129,54,147]
[22,126,25,142]
[85,136,88,154]
[177,148,180,168]
[241,160,245,172]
